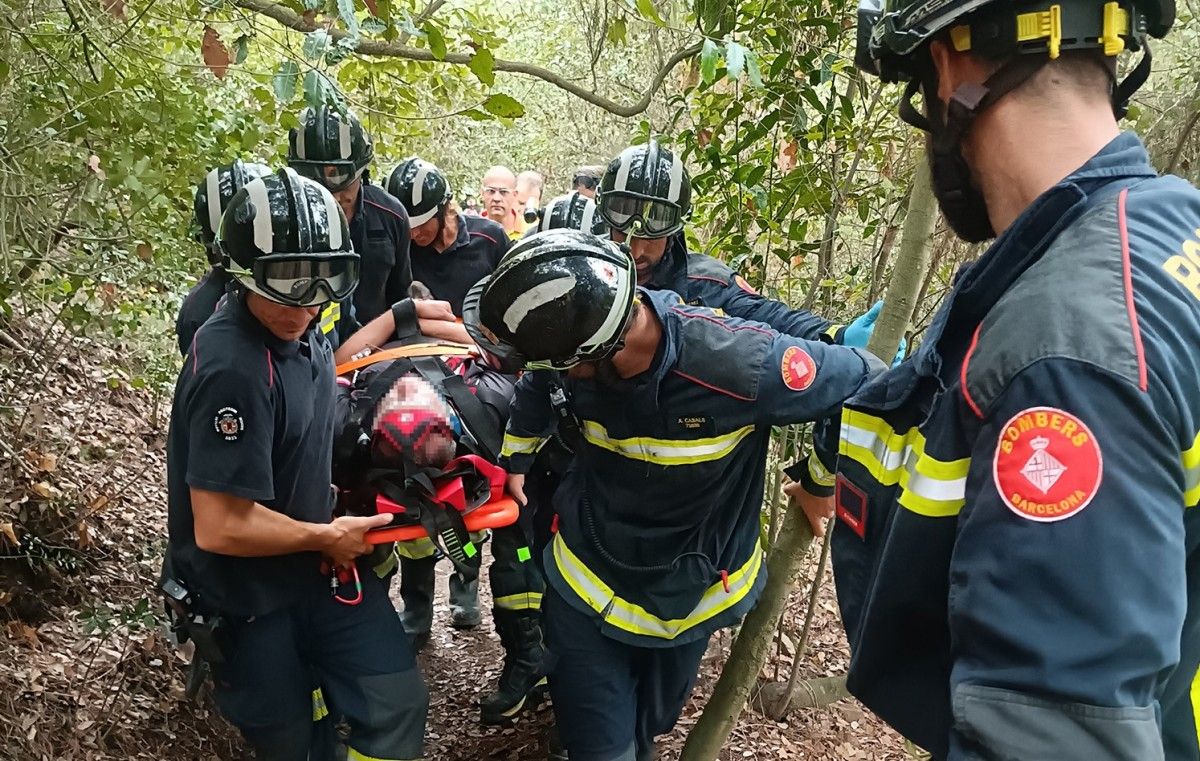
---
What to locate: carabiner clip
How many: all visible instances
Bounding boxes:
[329,562,363,606]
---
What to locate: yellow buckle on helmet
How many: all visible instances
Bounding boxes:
[950,24,972,51]
[1101,1,1130,56]
[1016,4,1063,59]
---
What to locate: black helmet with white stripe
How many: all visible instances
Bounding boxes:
[387,157,453,227]
[598,140,691,239]
[531,191,607,237]
[464,229,636,371]
[191,159,271,264]
[217,168,360,308]
[287,106,374,192]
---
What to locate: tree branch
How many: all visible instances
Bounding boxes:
[1166,97,1200,175]
[234,0,702,117]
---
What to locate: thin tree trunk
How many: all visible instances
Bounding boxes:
[678,490,816,761]
[866,156,937,363]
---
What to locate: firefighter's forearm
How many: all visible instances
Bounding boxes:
[190,486,335,557]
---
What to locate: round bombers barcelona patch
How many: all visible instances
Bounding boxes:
[992,406,1103,522]
[780,346,816,392]
[734,275,759,295]
[214,407,244,441]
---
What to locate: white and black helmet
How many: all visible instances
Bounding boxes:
[287,106,374,192]
[598,140,691,239]
[218,168,359,308]
[191,159,272,263]
[387,157,453,226]
[532,191,607,236]
[463,229,636,371]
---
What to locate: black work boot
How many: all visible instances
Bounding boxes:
[480,608,547,724]
[399,555,436,650]
[449,571,482,629]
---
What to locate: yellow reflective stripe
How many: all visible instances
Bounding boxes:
[347,749,421,761]
[312,687,328,722]
[395,537,437,559]
[824,323,842,341]
[581,420,755,466]
[372,546,399,578]
[501,433,547,458]
[318,302,341,334]
[807,452,836,487]
[1192,665,1200,751]
[552,534,762,640]
[495,592,543,611]
[1184,430,1200,508]
[840,409,968,517]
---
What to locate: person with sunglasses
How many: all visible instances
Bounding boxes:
[480,165,525,240]
[597,140,900,359]
[465,229,885,761]
[288,105,413,323]
[164,167,428,761]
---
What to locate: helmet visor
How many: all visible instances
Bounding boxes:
[235,253,360,307]
[291,161,364,192]
[599,194,681,238]
[573,174,600,190]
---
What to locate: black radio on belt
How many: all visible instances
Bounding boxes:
[160,577,230,665]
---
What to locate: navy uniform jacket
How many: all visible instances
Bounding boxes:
[350,182,413,323]
[808,133,1200,760]
[500,289,884,648]
[645,237,842,342]
[176,268,231,356]
[166,293,335,617]
[410,213,509,315]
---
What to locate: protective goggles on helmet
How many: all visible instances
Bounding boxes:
[573,173,600,190]
[230,252,360,307]
[290,161,365,193]
[599,194,682,238]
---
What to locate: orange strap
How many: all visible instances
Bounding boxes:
[336,343,475,376]
[365,496,519,545]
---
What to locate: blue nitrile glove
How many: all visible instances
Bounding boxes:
[844,301,907,367]
[844,301,882,349]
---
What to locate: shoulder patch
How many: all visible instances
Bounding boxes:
[965,190,1143,414]
[671,306,774,401]
[992,406,1102,522]
[780,346,816,391]
[734,275,758,295]
[214,407,245,441]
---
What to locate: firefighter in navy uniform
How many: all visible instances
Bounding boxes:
[467,230,885,761]
[288,105,412,323]
[785,0,1200,758]
[176,159,271,355]
[596,140,898,356]
[388,157,509,317]
[163,168,428,761]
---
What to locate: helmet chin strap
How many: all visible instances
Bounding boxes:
[432,205,449,252]
[896,43,1151,243]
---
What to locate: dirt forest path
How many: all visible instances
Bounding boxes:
[0,331,910,760]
